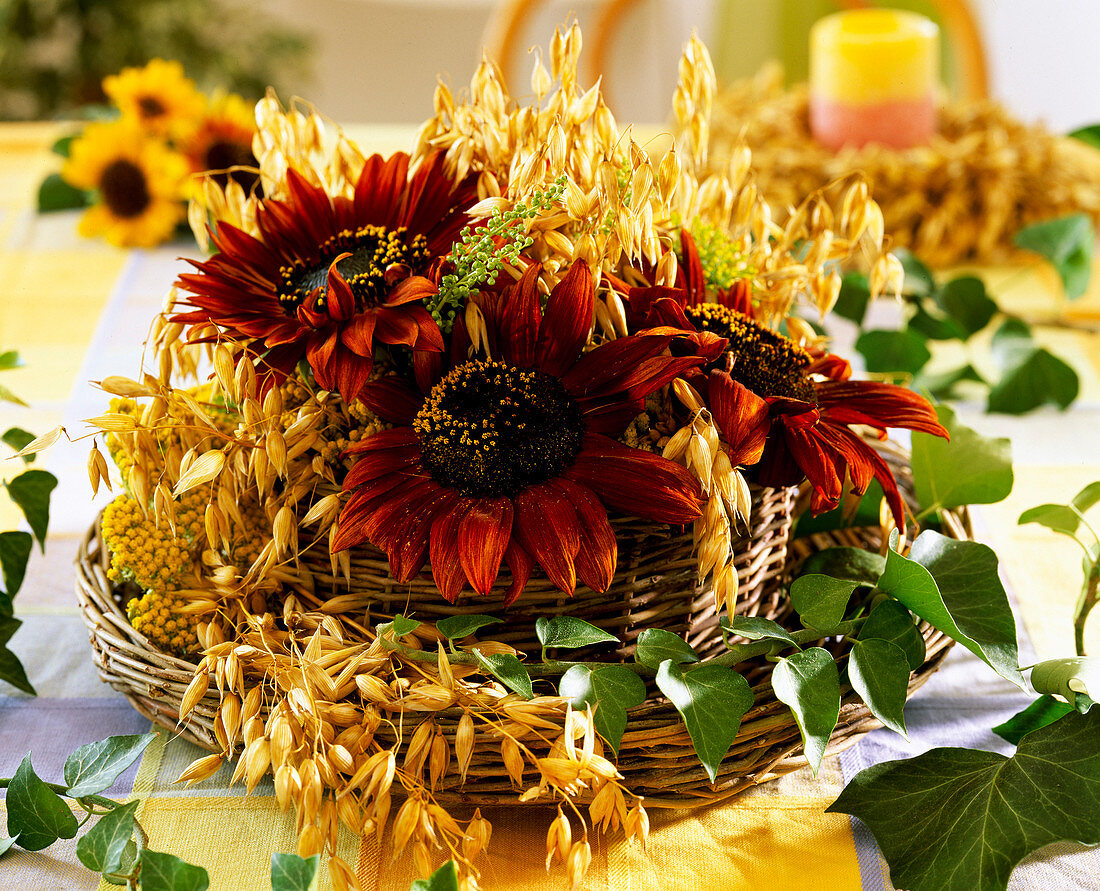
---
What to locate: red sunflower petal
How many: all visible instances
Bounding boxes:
[332,345,373,402]
[386,275,439,307]
[815,381,948,438]
[306,327,340,390]
[679,229,707,304]
[373,307,419,348]
[498,262,542,367]
[707,371,771,467]
[457,497,514,595]
[405,305,445,352]
[354,152,410,228]
[514,483,580,595]
[560,334,674,397]
[816,422,909,530]
[413,349,445,396]
[325,257,357,322]
[343,445,420,491]
[382,484,456,582]
[429,498,474,602]
[534,260,594,376]
[356,372,424,424]
[503,540,533,607]
[564,434,703,525]
[547,479,616,593]
[340,312,378,358]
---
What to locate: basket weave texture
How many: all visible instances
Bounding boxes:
[75,457,967,808]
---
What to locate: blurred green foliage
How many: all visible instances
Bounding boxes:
[0,0,311,120]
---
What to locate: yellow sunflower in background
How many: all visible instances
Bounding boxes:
[181,92,261,195]
[103,58,206,137]
[63,120,189,247]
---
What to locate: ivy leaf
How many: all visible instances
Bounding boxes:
[559,664,647,753]
[1068,123,1100,149]
[910,531,1022,685]
[51,134,77,157]
[37,173,90,212]
[1029,656,1100,702]
[797,547,884,584]
[859,600,925,671]
[0,628,35,695]
[64,733,157,798]
[76,800,139,874]
[6,755,79,851]
[987,322,1079,414]
[0,531,33,599]
[911,404,1013,514]
[377,615,421,639]
[882,532,1022,686]
[435,615,501,641]
[908,305,966,341]
[471,651,533,699]
[1018,502,1082,536]
[894,248,936,298]
[656,661,753,782]
[833,272,871,325]
[6,469,58,550]
[2,428,36,462]
[913,363,986,400]
[411,859,459,891]
[104,837,138,885]
[1071,480,1100,513]
[270,852,319,891]
[138,850,210,891]
[789,574,860,629]
[934,275,998,339]
[634,628,699,668]
[772,648,841,775]
[0,351,20,371]
[993,695,1076,746]
[1014,213,1094,300]
[848,639,910,737]
[829,709,1100,891]
[0,835,15,857]
[535,616,617,650]
[720,615,798,649]
[855,329,931,375]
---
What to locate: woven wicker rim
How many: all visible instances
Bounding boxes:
[74,456,968,809]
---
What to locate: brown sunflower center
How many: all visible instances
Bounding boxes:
[99,159,151,219]
[138,96,166,119]
[684,303,816,402]
[414,359,586,497]
[204,140,260,194]
[279,225,431,315]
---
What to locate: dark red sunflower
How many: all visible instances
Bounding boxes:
[173,151,478,401]
[618,232,948,527]
[332,260,706,605]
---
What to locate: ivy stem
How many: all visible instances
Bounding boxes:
[1073,561,1099,657]
[0,778,119,811]
[380,619,865,678]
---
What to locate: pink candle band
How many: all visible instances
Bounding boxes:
[809,95,937,152]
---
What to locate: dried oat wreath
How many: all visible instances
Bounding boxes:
[75,27,955,890]
[707,66,1100,267]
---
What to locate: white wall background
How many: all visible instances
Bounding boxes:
[257,0,1100,130]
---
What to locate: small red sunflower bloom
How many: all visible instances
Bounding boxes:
[174,151,477,400]
[618,232,948,526]
[333,260,706,605]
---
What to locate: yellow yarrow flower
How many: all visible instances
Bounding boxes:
[103,58,205,138]
[63,120,188,248]
[127,588,200,655]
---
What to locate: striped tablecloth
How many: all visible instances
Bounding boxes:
[2,122,1099,890]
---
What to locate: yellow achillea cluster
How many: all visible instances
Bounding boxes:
[101,486,207,655]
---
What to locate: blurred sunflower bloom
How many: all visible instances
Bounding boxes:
[103,58,206,137]
[181,91,261,195]
[63,120,189,247]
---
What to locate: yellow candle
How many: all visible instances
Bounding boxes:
[810,9,940,151]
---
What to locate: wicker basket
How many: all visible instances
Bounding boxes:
[75,447,967,807]
[300,481,795,660]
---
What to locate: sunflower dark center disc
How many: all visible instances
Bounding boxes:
[279,224,431,316]
[685,303,816,402]
[99,159,152,219]
[137,96,166,119]
[414,359,586,497]
[204,140,259,193]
